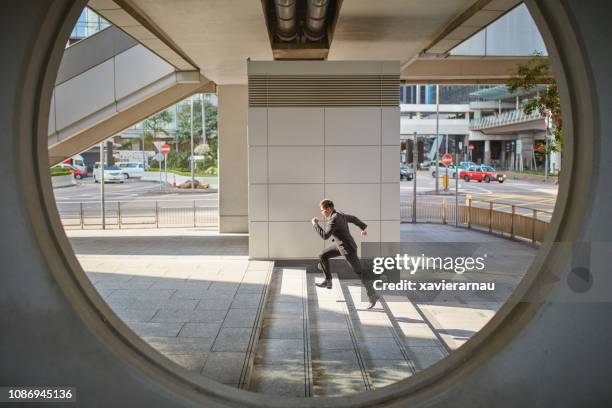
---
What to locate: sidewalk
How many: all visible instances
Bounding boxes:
[67,224,537,396]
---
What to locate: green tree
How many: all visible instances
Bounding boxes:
[175,95,218,173]
[142,110,173,141]
[507,56,562,153]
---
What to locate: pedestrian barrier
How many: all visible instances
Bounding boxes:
[401,199,551,244]
[57,200,219,229]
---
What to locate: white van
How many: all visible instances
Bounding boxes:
[116,162,145,179]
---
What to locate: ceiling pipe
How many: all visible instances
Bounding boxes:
[274,0,297,42]
[305,0,329,41]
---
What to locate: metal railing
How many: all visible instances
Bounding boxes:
[470,109,543,130]
[57,200,218,229]
[400,198,552,244]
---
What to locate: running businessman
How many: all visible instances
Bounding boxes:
[311,199,380,309]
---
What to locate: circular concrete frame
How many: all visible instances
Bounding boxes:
[4,0,609,406]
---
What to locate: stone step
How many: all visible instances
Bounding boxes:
[249,262,451,397]
[247,266,312,396]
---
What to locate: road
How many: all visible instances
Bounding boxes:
[53,172,558,219]
[402,171,558,218]
[53,177,218,206]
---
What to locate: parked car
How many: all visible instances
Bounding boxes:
[93,163,127,183]
[400,164,414,180]
[459,165,506,183]
[430,162,456,178]
[55,163,87,179]
[117,162,145,179]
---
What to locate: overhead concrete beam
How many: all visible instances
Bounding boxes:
[401,56,552,84]
[88,0,201,72]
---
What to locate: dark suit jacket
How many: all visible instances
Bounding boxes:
[313,210,367,255]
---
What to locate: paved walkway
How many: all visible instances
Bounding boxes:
[69,228,272,388]
[67,224,537,397]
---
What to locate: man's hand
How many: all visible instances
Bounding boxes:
[311,217,320,225]
[361,229,368,237]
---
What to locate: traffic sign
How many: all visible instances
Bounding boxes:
[468,144,475,151]
[161,144,171,154]
[442,153,453,168]
[153,141,165,151]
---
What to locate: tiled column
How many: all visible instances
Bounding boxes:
[247,61,400,259]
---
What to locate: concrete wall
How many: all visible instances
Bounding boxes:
[218,85,248,233]
[247,61,400,259]
[4,1,612,407]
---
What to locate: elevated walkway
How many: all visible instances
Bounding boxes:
[48,26,213,165]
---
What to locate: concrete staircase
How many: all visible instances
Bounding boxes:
[246,263,450,397]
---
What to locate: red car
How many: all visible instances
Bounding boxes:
[57,163,88,179]
[459,165,506,183]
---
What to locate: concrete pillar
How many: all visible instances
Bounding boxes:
[484,139,491,164]
[218,85,248,233]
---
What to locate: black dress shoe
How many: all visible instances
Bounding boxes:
[367,294,380,309]
[315,280,332,289]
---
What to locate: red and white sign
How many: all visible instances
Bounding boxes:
[161,144,171,154]
[468,144,475,151]
[442,153,453,168]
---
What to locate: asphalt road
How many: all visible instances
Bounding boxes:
[53,177,218,206]
[53,172,558,218]
[402,170,558,218]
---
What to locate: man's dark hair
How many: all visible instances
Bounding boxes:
[320,199,334,209]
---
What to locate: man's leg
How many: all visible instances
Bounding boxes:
[345,252,377,298]
[318,246,340,282]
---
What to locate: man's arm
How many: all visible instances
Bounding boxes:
[345,214,367,231]
[313,216,335,240]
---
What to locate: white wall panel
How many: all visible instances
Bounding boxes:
[249,185,268,222]
[325,146,380,183]
[324,184,380,220]
[249,222,269,259]
[269,222,323,258]
[381,183,400,220]
[268,146,324,183]
[55,59,115,130]
[382,107,400,145]
[249,147,267,184]
[268,184,323,222]
[382,146,400,182]
[324,107,380,145]
[248,108,268,146]
[268,108,323,145]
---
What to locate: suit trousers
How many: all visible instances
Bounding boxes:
[318,245,376,297]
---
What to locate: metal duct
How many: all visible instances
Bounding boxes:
[305,0,329,41]
[274,0,297,42]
